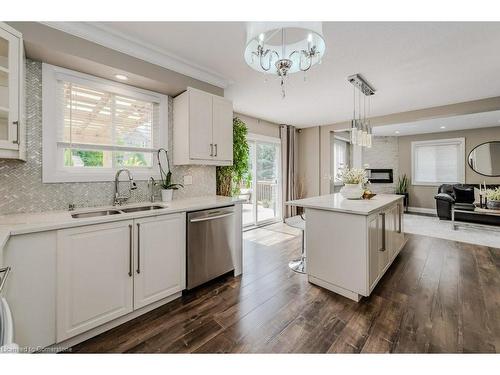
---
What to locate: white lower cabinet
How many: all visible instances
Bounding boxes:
[56,213,186,342]
[56,220,134,342]
[368,200,405,292]
[133,213,185,309]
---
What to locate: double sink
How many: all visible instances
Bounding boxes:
[71,205,164,219]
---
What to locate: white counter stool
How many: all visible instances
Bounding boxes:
[286,214,306,273]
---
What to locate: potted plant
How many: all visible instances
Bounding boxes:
[338,168,368,199]
[157,149,183,202]
[395,174,410,211]
[485,187,500,210]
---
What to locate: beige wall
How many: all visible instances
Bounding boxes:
[299,97,500,198]
[297,127,321,198]
[235,113,281,138]
[398,126,500,209]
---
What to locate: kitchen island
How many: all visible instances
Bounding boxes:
[287,193,406,302]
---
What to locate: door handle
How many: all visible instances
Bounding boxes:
[397,204,402,234]
[12,121,19,145]
[128,224,133,277]
[0,266,11,294]
[136,223,141,274]
[379,212,386,252]
[214,144,218,157]
[210,143,213,157]
[189,212,234,223]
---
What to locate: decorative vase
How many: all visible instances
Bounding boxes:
[486,200,500,210]
[340,183,364,200]
[161,189,173,202]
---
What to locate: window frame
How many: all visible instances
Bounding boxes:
[42,63,168,183]
[411,137,466,186]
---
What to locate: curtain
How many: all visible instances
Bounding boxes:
[281,124,298,219]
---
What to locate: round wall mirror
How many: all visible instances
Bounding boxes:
[468,141,500,177]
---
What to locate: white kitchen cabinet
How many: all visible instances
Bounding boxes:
[0,22,25,160]
[368,213,380,288]
[173,87,233,166]
[212,95,233,162]
[368,201,405,291]
[56,220,135,342]
[133,213,186,309]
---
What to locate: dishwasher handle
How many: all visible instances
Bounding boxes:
[189,212,234,223]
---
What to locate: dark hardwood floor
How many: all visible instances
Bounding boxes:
[70,223,500,353]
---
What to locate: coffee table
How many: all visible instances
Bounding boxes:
[451,205,500,231]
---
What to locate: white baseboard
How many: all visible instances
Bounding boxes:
[407,206,436,215]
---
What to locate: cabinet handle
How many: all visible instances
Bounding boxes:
[379,212,386,252]
[12,121,19,145]
[398,204,402,234]
[214,144,218,157]
[136,223,141,274]
[210,143,213,157]
[128,224,133,277]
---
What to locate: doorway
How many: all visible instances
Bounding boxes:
[242,134,282,228]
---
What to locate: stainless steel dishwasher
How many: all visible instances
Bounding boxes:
[186,205,235,290]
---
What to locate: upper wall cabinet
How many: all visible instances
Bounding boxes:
[0,23,25,160]
[173,87,233,166]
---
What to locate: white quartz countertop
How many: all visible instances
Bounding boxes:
[287,193,404,216]
[0,195,244,250]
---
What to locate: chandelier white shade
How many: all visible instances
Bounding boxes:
[244,22,326,97]
[244,22,326,75]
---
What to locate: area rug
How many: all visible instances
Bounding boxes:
[404,213,500,248]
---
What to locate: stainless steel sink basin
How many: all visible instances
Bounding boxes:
[120,205,164,213]
[71,210,122,219]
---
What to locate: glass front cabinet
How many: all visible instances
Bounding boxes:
[0,22,24,160]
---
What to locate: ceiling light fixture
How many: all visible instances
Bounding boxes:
[114,74,128,81]
[244,22,326,98]
[395,131,400,134]
[349,74,376,148]
[440,126,446,129]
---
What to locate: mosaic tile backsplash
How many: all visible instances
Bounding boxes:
[0,60,216,215]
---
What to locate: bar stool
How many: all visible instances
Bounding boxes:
[286,214,306,274]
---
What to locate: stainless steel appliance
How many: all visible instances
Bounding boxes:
[187,206,235,290]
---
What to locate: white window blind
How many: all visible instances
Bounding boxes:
[411,138,465,185]
[57,80,160,169]
[42,63,167,183]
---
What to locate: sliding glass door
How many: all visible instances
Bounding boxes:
[242,135,282,227]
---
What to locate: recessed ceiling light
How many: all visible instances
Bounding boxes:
[440,126,446,129]
[115,74,128,81]
[395,130,400,134]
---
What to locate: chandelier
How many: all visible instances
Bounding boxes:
[244,22,326,98]
[348,74,375,148]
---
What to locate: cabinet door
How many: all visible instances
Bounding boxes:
[212,96,233,162]
[393,201,405,256]
[57,220,134,342]
[368,214,380,287]
[133,213,186,309]
[189,89,213,160]
[378,210,390,272]
[0,27,19,150]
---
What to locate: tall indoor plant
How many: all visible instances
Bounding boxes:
[216,117,250,197]
[395,174,410,211]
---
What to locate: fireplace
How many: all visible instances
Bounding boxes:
[366,169,393,183]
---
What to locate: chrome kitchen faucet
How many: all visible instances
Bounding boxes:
[113,169,137,205]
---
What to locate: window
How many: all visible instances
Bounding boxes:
[42,64,167,182]
[411,138,465,186]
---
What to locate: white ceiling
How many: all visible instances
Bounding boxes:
[57,22,500,128]
[373,110,500,136]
